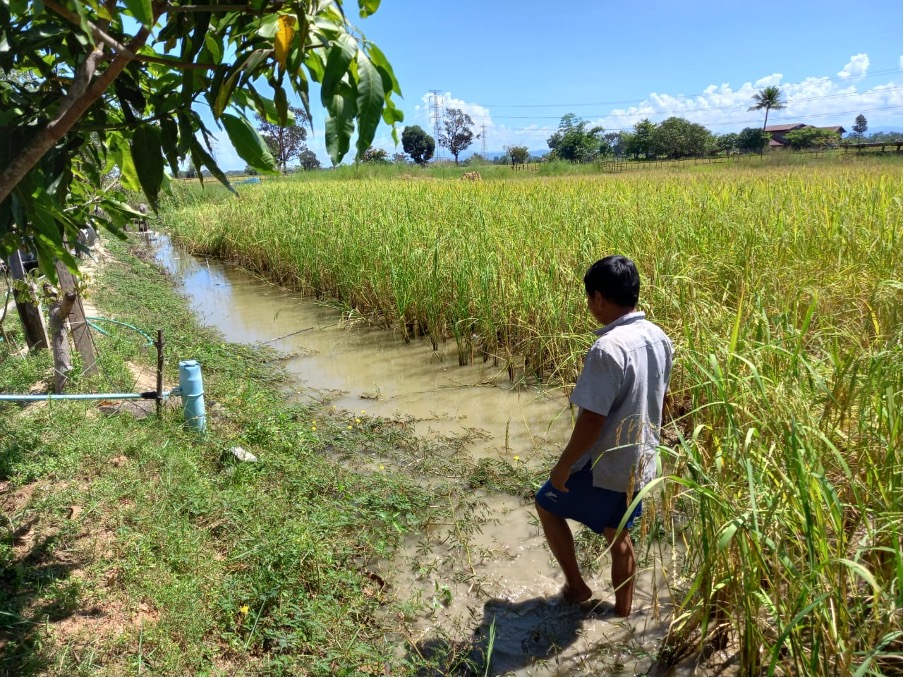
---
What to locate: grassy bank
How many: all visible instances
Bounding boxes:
[162,159,903,675]
[0,240,538,675]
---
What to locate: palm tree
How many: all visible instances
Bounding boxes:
[748,86,786,131]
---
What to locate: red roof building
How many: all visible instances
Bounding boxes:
[765,123,847,147]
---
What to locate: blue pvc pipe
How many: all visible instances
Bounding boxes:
[178,359,206,432]
[0,392,162,402]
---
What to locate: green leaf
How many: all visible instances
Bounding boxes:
[112,138,141,192]
[716,518,741,551]
[320,33,356,107]
[257,12,279,38]
[367,43,400,95]
[358,0,380,16]
[191,139,237,195]
[203,33,222,63]
[160,115,180,176]
[213,49,269,118]
[221,113,278,173]
[275,87,289,125]
[354,52,383,159]
[130,125,164,210]
[325,114,354,166]
[381,96,404,125]
[122,0,154,28]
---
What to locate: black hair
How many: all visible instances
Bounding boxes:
[583,255,640,307]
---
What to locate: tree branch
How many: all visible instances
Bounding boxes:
[100,52,217,70]
[164,3,285,13]
[0,22,152,205]
[44,0,138,60]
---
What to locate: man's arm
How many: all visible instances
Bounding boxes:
[549,409,606,492]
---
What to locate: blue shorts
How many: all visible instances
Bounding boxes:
[535,461,642,535]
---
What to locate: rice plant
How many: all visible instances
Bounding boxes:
[162,161,902,675]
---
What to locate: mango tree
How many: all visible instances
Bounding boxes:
[0,0,403,279]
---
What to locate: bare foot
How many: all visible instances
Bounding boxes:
[562,582,593,604]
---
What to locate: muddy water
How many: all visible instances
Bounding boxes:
[153,235,679,676]
[154,235,574,464]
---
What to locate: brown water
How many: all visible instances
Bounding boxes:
[153,235,683,676]
[154,235,573,465]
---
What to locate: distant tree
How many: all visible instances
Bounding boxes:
[716,132,740,155]
[749,86,786,131]
[737,127,770,153]
[783,127,840,150]
[624,119,656,159]
[244,165,259,176]
[505,145,531,165]
[649,117,712,159]
[361,147,389,164]
[391,152,409,164]
[604,132,625,158]
[865,131,903,143]
[257,106,308,173]
[401,125,435,166]
[467,153,491,166]
[546,113,606,163]
[851,115,868,140]
[439,109,477,165]
[182,167,197,179]
[298,148,321,171]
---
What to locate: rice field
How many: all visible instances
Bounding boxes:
[162,160,902,675]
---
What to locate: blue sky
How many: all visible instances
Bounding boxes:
[211,0,903,169]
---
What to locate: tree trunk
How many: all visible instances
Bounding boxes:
[8,250,49,351]
[48,288,77,393]
[55,260,99,377]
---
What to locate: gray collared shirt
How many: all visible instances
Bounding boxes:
[569,311,673,492]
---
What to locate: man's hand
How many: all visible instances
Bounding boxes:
[548,408,607,493]
[549,462,571,493]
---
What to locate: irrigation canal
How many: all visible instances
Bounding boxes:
[153,233,575,464]
[152,234,679,677]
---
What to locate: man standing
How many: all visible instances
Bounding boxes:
[535,255,673,616]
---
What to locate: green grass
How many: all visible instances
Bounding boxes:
[160,158,903,675]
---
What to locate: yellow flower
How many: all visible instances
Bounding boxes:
[379,465,385,470]
[311,426,317,431]
[347,425,353,430]
[361,410,366,414]
[513,455,520,462]
[239,605,250,615]
[355,418,361,424]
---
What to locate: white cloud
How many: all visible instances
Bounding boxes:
[838,53,870,79]
[592,54,902,133]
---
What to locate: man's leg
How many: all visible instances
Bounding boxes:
[536,502,592,603]
[603,526,636,616]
